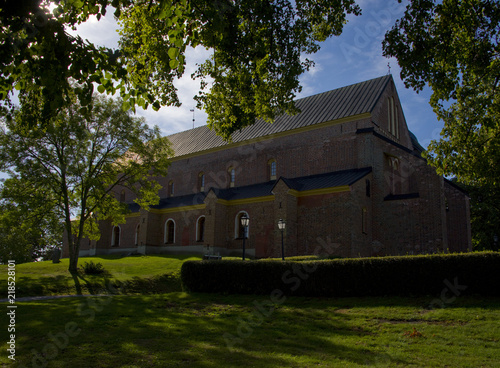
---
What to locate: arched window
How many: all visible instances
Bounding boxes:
[196,216,205,242]
[120,190,126,202]
[164,219,175,244]
[135,224,140,245]
[387,97,399,138]
[228,167,235,188]
[235,211,249,239]
[111,226,121,247]
[199,172,205,192]
[168,180,175,197]
[268,159,277,180]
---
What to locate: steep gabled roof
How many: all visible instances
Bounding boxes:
[167,75,392,157]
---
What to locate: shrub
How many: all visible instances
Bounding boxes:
[181,252,500,297]
[81,261,106,275]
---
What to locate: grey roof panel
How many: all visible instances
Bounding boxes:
[285,167,372,191]
[167,75,392,157]
[210,181,277,201]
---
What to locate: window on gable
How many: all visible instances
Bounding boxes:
[165,219,175,244]
[387,97,399,138]
[269,159,277,180]
[228,167,235,188]
[199,172,205,192]
[386,155,401,195]
[120,190,126,202]
[168,180,174,197]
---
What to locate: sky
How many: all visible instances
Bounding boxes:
[65,0,444,151]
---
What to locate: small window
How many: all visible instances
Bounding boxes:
[196,216,205,242]
[387,97,399,138]
[199,172,205,192]
[120,190,126,202]
[165,219,175,244]
[111,226,120,247]
[168,180,174,197]
[228,167,235,188]
[269,159,277,180]
[135,224,140,245]
[235,211,249,239]
[366,179,371,197]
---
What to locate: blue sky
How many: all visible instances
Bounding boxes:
[67,0,444,150]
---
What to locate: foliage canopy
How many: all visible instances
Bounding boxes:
[0,94,173,272]
[383,0,500,188]
[383,0,500,248]
[1,0,360,140]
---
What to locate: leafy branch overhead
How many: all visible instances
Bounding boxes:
[0,93,173,272]
[0,0,360,140]
[382,0,500,187]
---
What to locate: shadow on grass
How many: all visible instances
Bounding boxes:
[0,271,183,298]
[12,293,408,368]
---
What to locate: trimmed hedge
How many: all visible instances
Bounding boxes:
[181,252,500,297]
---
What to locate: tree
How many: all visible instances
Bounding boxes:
[0,0,360,139]
[382,0,500,249]
[0,93,173,273]
[464,182,500,251]
[0,179,63,263]
[382,0,500,189]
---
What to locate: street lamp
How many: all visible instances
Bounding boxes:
[278,218,286,260]
[240,214,249,260]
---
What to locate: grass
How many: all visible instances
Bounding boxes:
[0,255,201,297]
[1,293,499,367]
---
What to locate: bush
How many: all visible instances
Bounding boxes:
[81,261,106,275]
[181,252,500,297]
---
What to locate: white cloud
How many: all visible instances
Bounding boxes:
[66,7,120,49]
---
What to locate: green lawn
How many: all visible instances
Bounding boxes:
[0,255,201,297]
[1,293,499,367]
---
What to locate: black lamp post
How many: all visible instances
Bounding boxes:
[278,218,286,260]
[240,214,249,260]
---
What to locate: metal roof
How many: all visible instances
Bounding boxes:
[152,193,206,210]
[282,167,373,192]
[210,167,372,201]
[128,167,373,212]
[210,181,277,201]
[167,75,392,157]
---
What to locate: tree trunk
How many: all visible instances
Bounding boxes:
[65,219,80,274]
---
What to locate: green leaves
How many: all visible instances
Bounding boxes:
[0,92,173,271]
[2,0,360,137]
[383,0,500,187]
[383,0,500,247]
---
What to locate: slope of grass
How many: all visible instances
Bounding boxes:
[0,255,201,297]
[1,293,499,367]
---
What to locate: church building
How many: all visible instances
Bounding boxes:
[67,75,472,259]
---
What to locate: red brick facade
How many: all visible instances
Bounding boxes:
[65,76,472,258]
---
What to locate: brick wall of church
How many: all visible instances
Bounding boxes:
[65,78,471,259]
[359,130,449,255]
[156,116,374,200]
